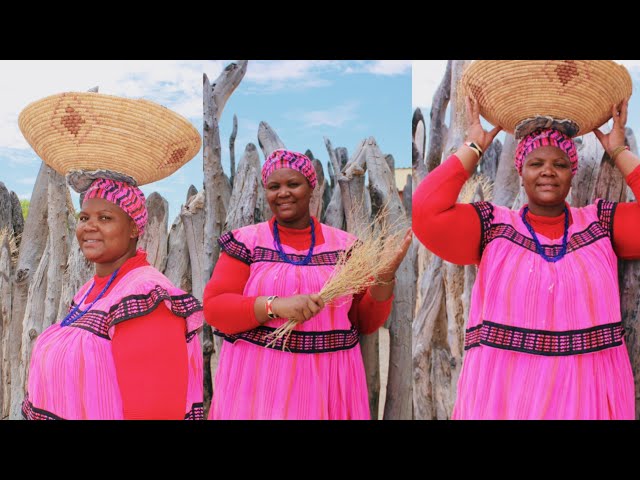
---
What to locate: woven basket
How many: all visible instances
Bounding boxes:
[18,92,202,186]
[460,60,632,138]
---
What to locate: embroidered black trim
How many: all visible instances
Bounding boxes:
[473,201,616,259]
[66,307,111,339]
[22,394,205,420]
[68,288,202,341]
[486,221,610,257]
[471,201,494,255]
[184,402,204,420]
[597,199,616,239]
[253,246,344,266]
[219,228,354,267]
[22,394,65,420]
[214,324,360,354]
[218,231,252,265]
[464,320,625,356]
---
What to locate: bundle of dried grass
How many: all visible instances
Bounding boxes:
[265,212,408,350]
[458,174,494,203]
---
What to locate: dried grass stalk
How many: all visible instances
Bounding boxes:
[458,174,494,203]
[265,210,407,350]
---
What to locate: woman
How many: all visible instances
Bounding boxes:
[204,148,411,420]
[22,178,203,420]
[413,96,640,419]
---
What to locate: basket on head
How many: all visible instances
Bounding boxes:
[460,60,632,139]
[18,92,202,186]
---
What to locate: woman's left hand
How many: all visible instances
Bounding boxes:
[594,99,629,156]
[377,228,413,283]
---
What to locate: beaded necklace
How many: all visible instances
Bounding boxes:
[521,206,569,263]
[272,218,315,266]
[60,268,120,326]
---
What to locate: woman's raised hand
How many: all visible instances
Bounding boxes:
[593,99,629,156]
[378,228,412,283]
[465,96,502,152]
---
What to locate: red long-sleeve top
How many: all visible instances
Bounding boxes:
[412,154,640,265]
[85,252,188,420]
[204,217,393,335]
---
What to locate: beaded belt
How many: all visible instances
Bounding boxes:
[22,394,204,420]
[184,402,204,420]
[215,324,360,354]
[21,393,63,420]
[465,320,625,356]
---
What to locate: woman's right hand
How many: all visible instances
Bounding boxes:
[272,294,325,324]
[465,96,502,151]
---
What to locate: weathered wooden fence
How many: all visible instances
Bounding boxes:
[413,59,640,419]
[1,59,412,420]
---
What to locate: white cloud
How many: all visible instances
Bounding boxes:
[0,148,39,166]
[292,102,359,128]
[243,60,409,93]
[357,60,412,76]
[16,176,36,185]
[412,60,448,110]
[247,60,339,83]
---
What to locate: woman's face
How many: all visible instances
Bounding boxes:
[76,197,138,264]
[265,168,313,226]
[521,145,573,209]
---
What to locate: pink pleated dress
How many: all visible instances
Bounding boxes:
[209,221,370,420]
[22,257,204,420]
[453,200,634,419]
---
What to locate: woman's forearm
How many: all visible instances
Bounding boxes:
[614,148,640,177]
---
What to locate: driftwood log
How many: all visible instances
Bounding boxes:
[201,61,247,416]
[425,60,452,176]
[164,186,197,293]
[230,114,238,187]
[479,139,502,183]
[224,144,261,232]
[365,139,413,420]
[0,183,13,232]
[338,140,377,418]
[323,138,345,230]
[257,121,285,222]
[138,192,169,272]
[437,61,472,418]
[8,164,49,418]
[339,137,413,420]
[309,158,326,220]
[0,231,13,418]
[492,135,518,207]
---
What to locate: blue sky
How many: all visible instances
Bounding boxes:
[0,60,411,221]
[413,60,640,151]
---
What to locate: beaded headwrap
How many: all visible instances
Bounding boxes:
[261,149,317,189]
[82,178,148,236]
[514,128,578,176]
